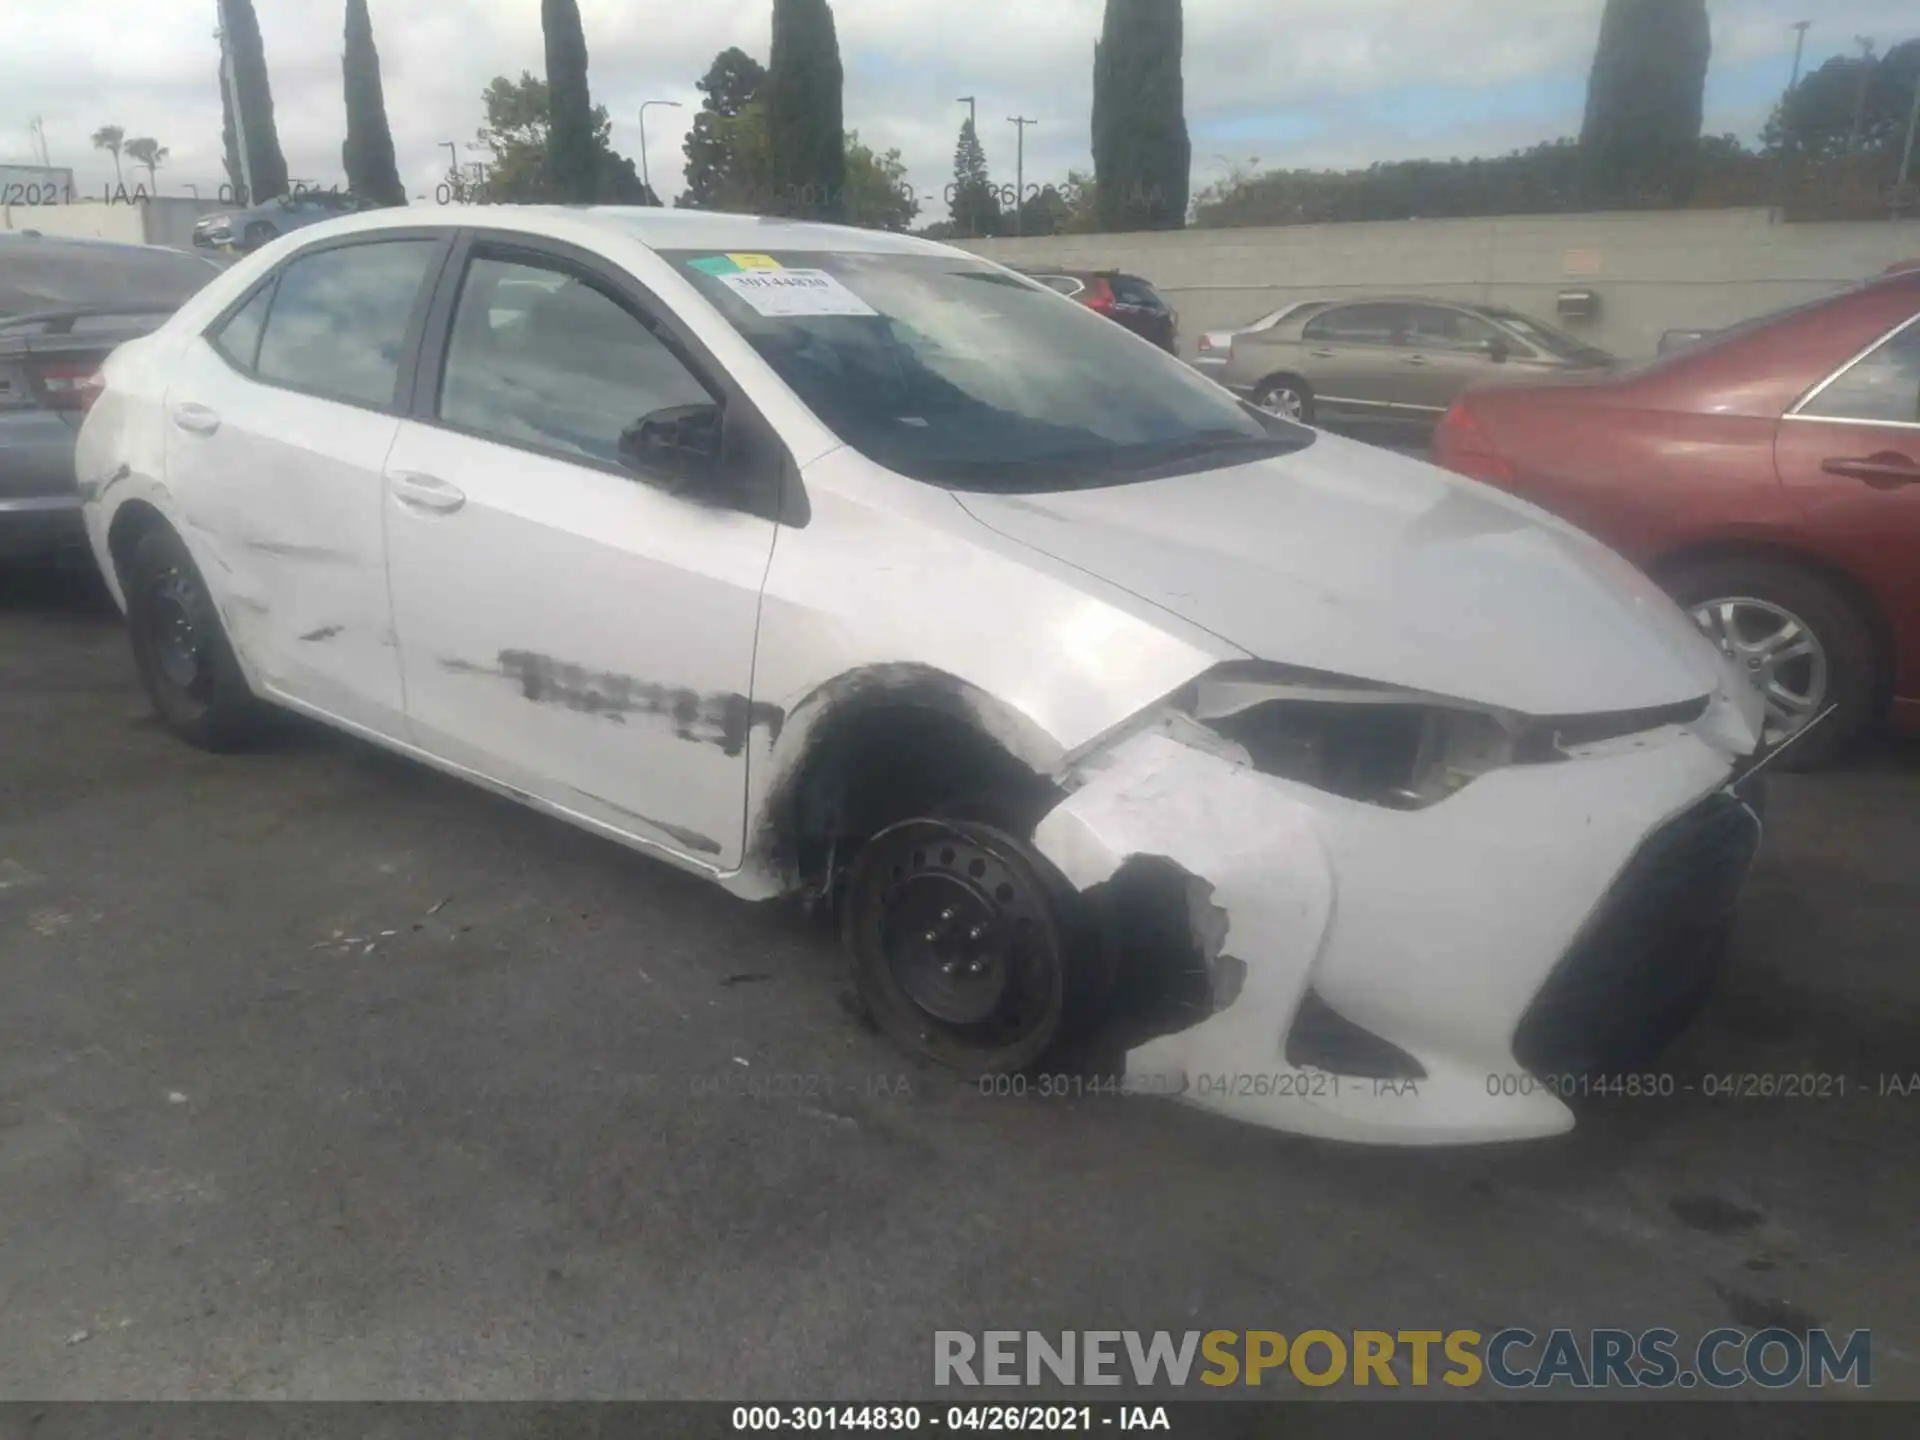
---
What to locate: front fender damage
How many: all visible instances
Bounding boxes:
[1033,732,1336,1110]
[1033,730,1581,1144]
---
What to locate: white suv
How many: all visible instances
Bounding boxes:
[76,206,1768,1145]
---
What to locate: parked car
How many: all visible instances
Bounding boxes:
[1224,296,1616,433]
[78,207,1767,1146]
[1433,267,1920,769]
[192,190,383,253]
[2,233,223,563]
[1192,300,1334,379]
[1022,269,1178,352]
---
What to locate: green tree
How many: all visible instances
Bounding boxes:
[765,0,846,220]
[845,131,918,231]
[681,47,769,210]
[472,72,656,205]
[1015,184,1071,236]
[220,0,290,201]
[542,0,598,203]
[123,137,169,191]
[1092,0,1191,230]
[1765,40,1920,164]
[90,125,125,189]
[341,0,406,206]
[1580,0,1711,206]
[948,117,1000,237]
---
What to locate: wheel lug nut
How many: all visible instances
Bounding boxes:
[967,925,985,942]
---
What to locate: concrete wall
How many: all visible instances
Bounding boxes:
[958,208,1920,361]
[0,198,224,251]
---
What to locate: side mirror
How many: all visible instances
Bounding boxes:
[1483,337,1511,364]
[618,403,722,491]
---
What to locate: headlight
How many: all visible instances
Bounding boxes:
[1168,663,1709,811]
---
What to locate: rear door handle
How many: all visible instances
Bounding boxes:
[1821,452,1920,487]
[388,471,467,514]
[1404,355,1429,366]
[171,402,221,435]
[1308,348,1336,359]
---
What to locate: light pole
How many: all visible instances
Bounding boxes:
[1786,21,1811,97]
[638,101,682,203]
[1008,116,1036,235]
[957,96,977,133]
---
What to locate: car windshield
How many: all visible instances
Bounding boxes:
[0,240,220,318]
[662,249,1310,491]
[1482,309,1615,365]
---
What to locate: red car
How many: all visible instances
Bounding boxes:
[1433,268,1920,768]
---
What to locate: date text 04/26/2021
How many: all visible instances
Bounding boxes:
[730,1407,1170,1432]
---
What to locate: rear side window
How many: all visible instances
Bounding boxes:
[1108,276,1164,310]
[1801,316,1920,425]
[254,239,437,409]
[210,282,273,373]
[1304,303,1410,346]
[1034,275,1084,298]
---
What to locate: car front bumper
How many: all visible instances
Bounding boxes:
[1032,704,1760,1145]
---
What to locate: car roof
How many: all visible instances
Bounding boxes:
[281,204,964,259]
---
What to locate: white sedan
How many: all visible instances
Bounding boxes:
[75,206,1770,1145]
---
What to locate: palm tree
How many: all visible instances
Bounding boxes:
[91,124,126,188]
[125,137,170,190]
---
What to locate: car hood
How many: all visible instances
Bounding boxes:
[950,434,1725,717]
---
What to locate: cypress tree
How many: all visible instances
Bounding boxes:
[221,0,289,201]
[765,0,846,221]
[1580,0,1712,206]
[341,0,406,206]
[542,0,598,203]
[1092,0,1190,231]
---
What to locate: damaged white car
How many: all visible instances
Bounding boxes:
[76,208,1772,1145]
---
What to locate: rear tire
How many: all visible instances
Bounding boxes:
[124,526,268,752]
[1253,375,1314,424]
[1665,558,1875,771]
[242,221,275,251]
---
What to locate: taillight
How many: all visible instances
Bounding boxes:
[1433,400,1512,485]
[36,360,105,413]
[1083,280,1116,316]
[1197,335,1214,352]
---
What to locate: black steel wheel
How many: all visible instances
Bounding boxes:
[125,526,266,751]
[843,817,1087,1075]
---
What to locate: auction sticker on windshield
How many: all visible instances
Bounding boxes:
[717,268,878,318]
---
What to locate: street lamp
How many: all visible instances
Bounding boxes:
[1786,21,1811,96]
[638,101,682,202]
[957,96,977,133]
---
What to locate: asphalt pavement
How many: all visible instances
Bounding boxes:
[1,561,1916,1400]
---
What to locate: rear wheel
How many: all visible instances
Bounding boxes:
[842,812,1102,1076]
[125,526,267,751]
[1666,558,1875,770]
[242,221,275,250]
[1253,375,1314,424]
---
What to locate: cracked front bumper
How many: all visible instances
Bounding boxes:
[1032,709,1761,1146]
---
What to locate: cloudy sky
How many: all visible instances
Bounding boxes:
[1,1,1912,212]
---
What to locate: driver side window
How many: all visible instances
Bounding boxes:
[438,253,713,467]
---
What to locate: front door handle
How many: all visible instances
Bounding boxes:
[1308,348,1336,359]
[171,402,221,435]
[1821,452,1920,487]
[1404,355,1429,366]
[388,471,467,514]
